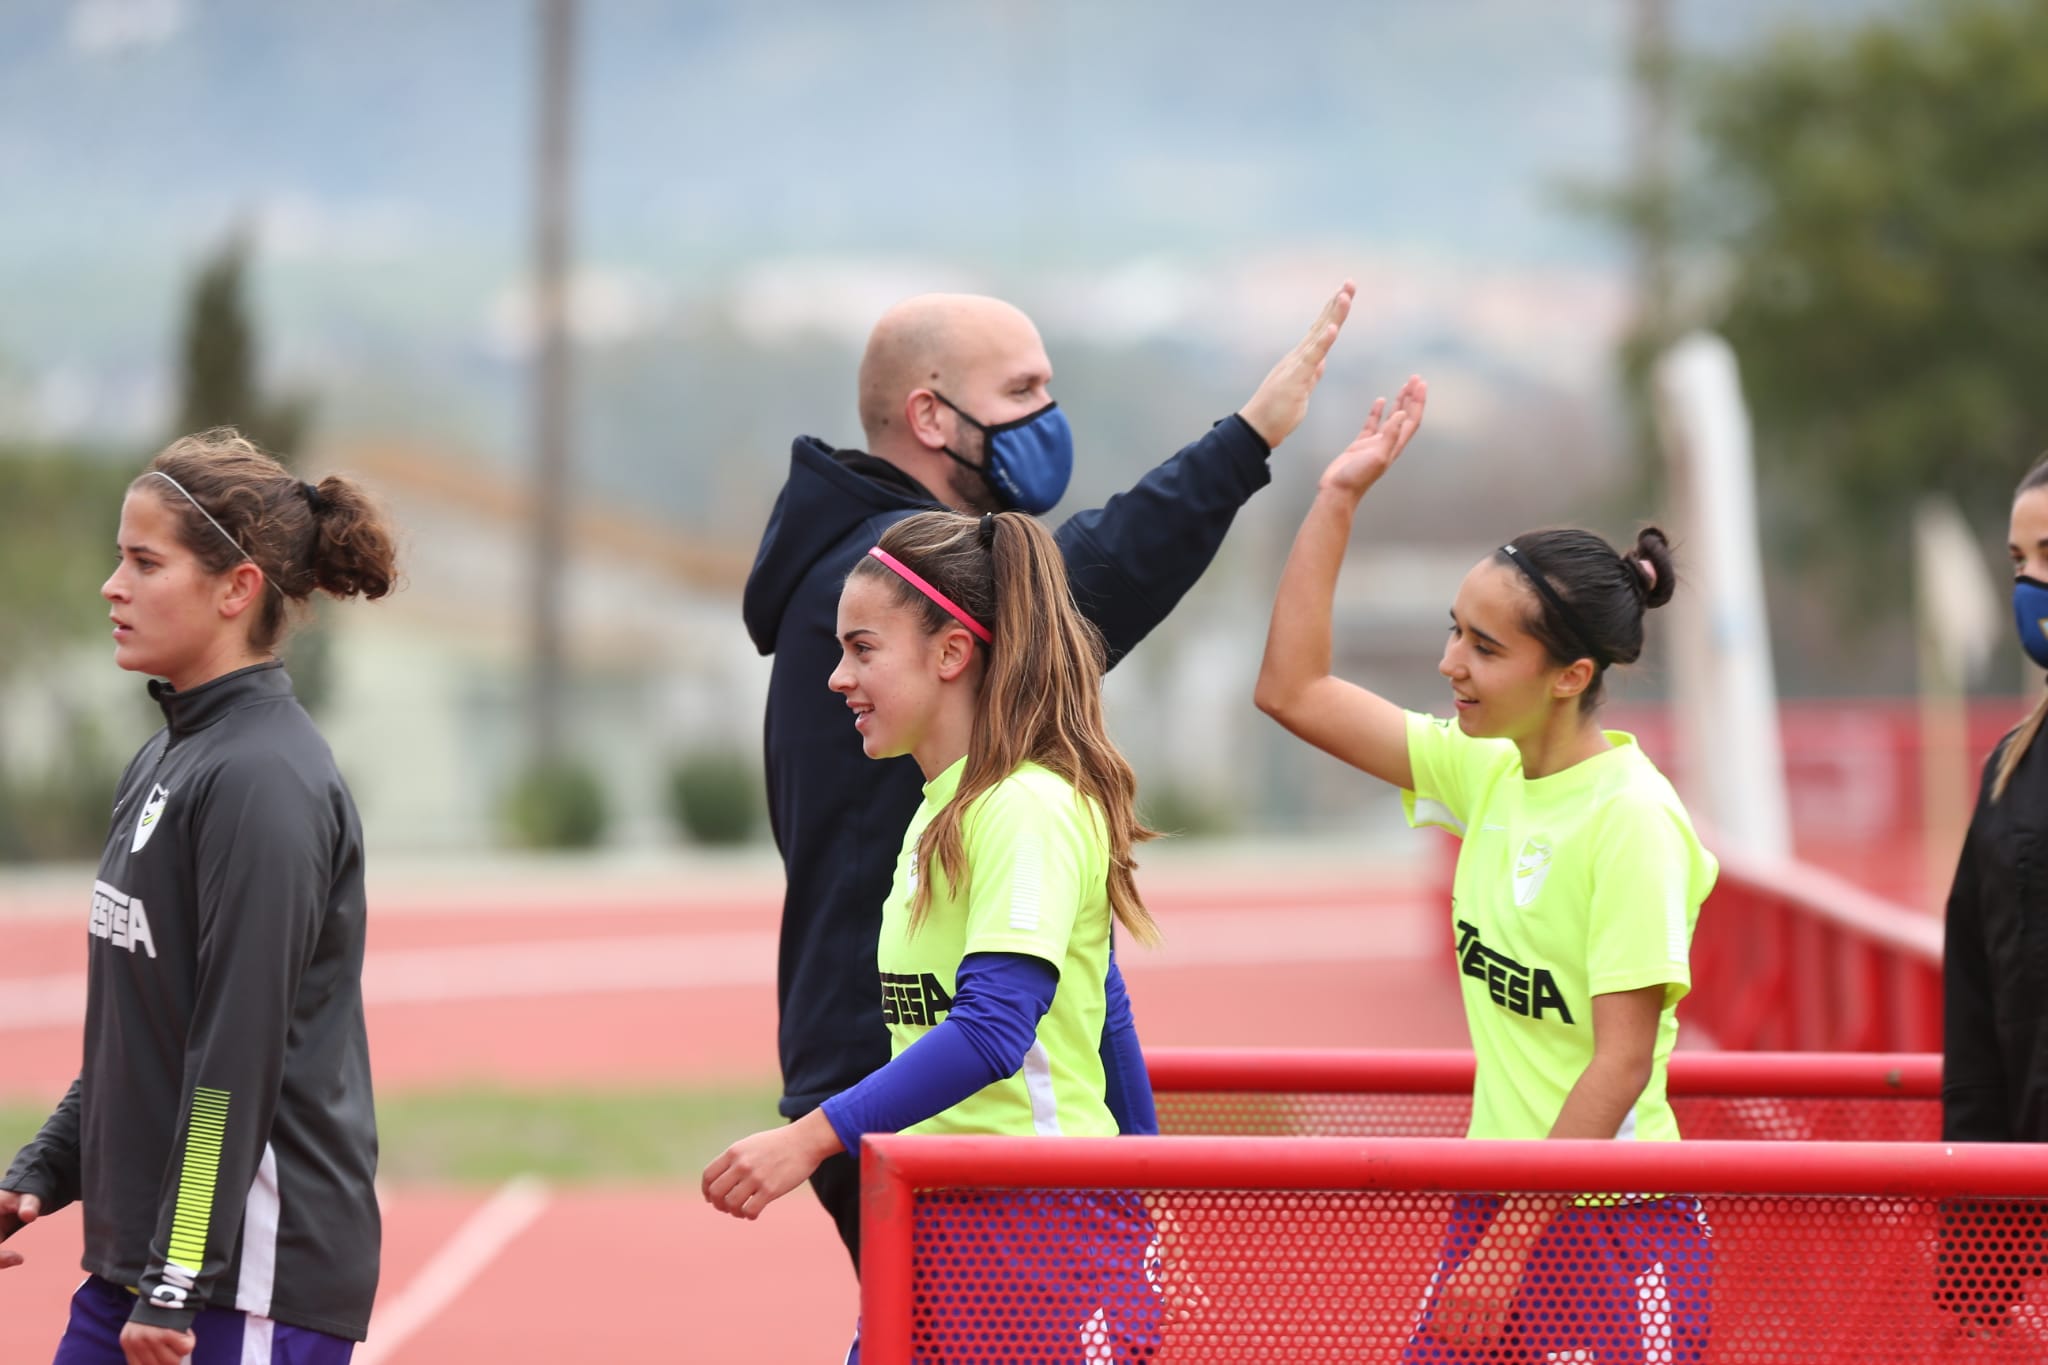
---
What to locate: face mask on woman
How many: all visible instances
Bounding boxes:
[2014,575,2048,669]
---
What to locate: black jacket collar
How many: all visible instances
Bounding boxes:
[742,437,944,655]
[148,660,293,739]
[832,447,934,502]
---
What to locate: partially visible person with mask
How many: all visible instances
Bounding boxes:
[1938,452,2048,1341]
[743,283,1356,1269]
[1945,450,2048,1144]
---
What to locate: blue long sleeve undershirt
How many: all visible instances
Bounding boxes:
[820,950,1157,1152]
[1101,941,1158,1135]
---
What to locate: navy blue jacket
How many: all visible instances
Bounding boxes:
[744,416,1272,1117]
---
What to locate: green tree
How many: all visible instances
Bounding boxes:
[0,447,136,681]
[1614,0,2048,598]
[177,233,313,457]
[0,445,145,859]
[503,758,609,850]
[175,233,332,707]
[665,751,764,845]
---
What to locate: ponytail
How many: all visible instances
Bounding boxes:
[851,511,1159,944]
[1992,697,2048,803]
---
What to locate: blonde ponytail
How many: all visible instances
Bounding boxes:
[850,511,1159,944]
[1992,694,2048,802]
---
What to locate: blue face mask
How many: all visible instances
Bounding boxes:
[934,393,1074,514]
[2016,576,2048,669]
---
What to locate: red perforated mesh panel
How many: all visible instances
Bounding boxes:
[903,1188,2048,1362]
[1153,1091,1940,1142]
[1671,1095,1938,1143]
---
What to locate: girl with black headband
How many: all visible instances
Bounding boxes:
[1,428,396,1365]
[704,508,1162,1363]
[1255,379,1717,1363]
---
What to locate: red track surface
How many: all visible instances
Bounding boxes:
[0,863,1458,1362]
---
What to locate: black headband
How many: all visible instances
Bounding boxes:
[1500,543,1608,670]
[978,512,997,550]
[301,481,326,516]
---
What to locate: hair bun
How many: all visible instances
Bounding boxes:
[1631,526,1676,609]
[308,475,398,602]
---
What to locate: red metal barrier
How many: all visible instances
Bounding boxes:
[1147,1047,1942,1141]
[1602,698,2023,904]
[1687,849,1943,1051]
[1147,1047,1938,1096]
[861,1135,2048,1363]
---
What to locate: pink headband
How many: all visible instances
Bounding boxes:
[867,546,992,644]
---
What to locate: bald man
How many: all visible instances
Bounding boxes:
[743,284,1355,1269]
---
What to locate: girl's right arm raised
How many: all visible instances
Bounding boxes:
[1254,379,1427,790]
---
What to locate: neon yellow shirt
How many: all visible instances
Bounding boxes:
[877,756,1118,1139]
[1403,711,1717,1142]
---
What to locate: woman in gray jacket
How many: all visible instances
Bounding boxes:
[1,428,397,1365]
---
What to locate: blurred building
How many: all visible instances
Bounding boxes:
[311,432,1501,853]
[309,440,764,851]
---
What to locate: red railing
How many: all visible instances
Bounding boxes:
[860,1135,2048,1363]
[1146,1047,1941,1141]
[1602,698,2022,903]
[1147,1046,1938,1096]
[1686,849,1943,1051]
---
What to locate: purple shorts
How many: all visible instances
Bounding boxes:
[53,1275,355,1365]
[851,1189,1162,1363]
[1403,1194,1715,1363]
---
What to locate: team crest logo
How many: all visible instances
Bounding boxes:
[1512,836,1553,907]
[131,784,171,854]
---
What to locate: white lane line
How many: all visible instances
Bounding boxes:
[0,975,91,1031]
[354,1175,550,1365]
[0,903,1436,1031]
[366,931,781,1004]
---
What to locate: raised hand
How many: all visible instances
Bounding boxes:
[1236,281,1357,450]
[1317,376,1427,502]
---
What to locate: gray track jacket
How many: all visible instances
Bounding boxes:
[3,662,379,1339]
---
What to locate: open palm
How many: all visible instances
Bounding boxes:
[1319,376,1428,499]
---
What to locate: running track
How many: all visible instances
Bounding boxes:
[0,854,1461,1361]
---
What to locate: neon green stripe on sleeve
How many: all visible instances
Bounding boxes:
[164,1087,231,1271]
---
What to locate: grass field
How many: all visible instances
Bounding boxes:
[1,1084,782,1187]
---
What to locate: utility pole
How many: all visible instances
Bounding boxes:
[1630,0,1676,352]
[1640,0,1792,865]
[529,0,576,764]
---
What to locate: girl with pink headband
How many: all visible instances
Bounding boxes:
[704,508,1164,1362]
